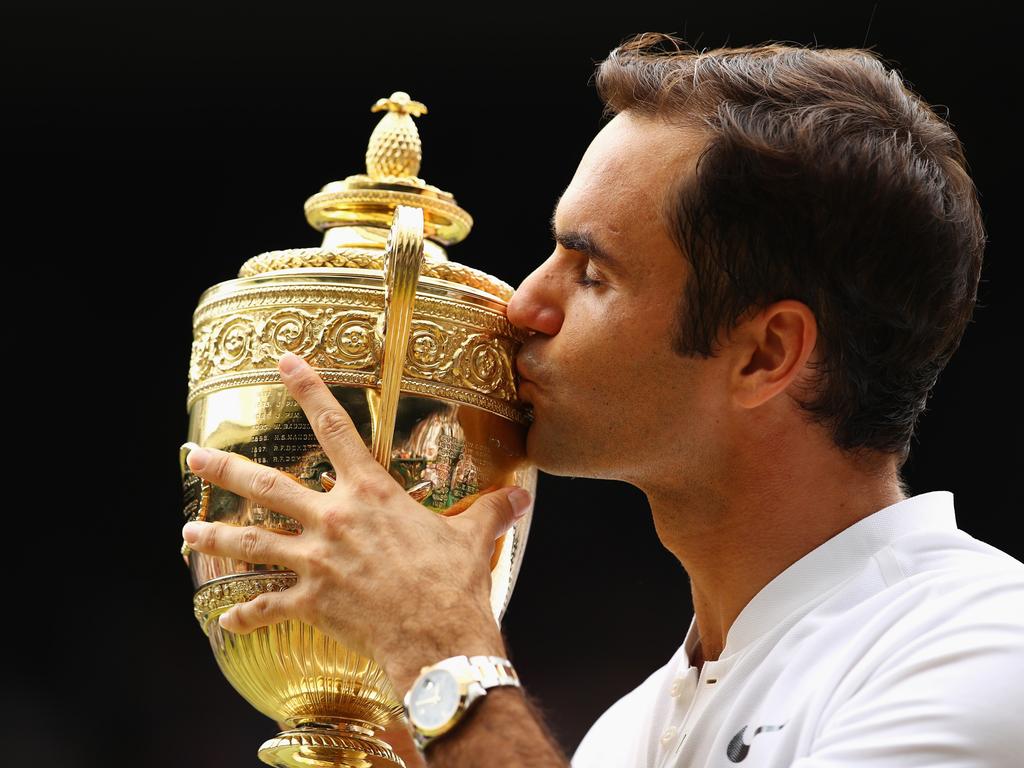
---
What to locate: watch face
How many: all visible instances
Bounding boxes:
[409,668,461,731]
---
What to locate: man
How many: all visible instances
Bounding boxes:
[181,33,1023,767]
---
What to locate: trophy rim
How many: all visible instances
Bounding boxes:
[195,266,511,318]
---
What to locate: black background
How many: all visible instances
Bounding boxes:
[4,4,1017,767]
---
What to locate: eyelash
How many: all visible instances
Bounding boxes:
[575,265,603,288]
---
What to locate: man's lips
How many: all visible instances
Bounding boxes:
[516,377,536,402]
[516,367,535,390]
[514,359,538,404]
[515,357,538,384]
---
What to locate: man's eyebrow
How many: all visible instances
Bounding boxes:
[549,195,623,272]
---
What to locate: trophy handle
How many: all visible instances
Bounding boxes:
[371,204,425,469]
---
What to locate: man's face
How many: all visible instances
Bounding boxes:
[506,112,723,485]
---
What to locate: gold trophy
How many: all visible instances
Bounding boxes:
[178,90,536,768]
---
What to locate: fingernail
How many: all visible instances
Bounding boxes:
[508,488,531,517]
[279,352,305,375]
[218,608,233,628]
[187,447,210,471]
[182,520,204,543]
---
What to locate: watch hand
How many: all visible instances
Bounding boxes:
[418,693,442,707]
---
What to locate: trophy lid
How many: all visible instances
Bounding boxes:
[238,91,513,302]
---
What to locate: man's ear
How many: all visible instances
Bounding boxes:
[731,300,817,410]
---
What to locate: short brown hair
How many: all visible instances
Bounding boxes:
[594,32,987,467]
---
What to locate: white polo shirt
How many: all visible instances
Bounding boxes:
[570,491,1024,767]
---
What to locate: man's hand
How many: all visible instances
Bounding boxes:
[181,350,532,693]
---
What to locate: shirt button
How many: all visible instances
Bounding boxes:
[661,726,678,744]
[670,678,685,698]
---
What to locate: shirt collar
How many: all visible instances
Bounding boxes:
[680,490,958,669]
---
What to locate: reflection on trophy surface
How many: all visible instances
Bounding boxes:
[178,90,537,768]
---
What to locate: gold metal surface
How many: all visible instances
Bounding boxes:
[303,90,472,246]
[237,249,514,300]
[180,90,536,768]
[260,725,405,768]
[372,206,425,467]
[368,91,427,179]
[186,274,530,422]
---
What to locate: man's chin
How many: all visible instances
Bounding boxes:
[522,420,554,469]
[522,423,593,477]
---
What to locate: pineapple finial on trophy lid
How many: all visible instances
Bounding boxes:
[367,90,428,181]
[237,88,514,300]
[301,89,473,251]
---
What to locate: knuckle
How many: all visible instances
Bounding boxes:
[291,373,322,400]
[252,595,274,621]
[249,468,280,499]
[315,408,355,442]
[304,542,332,568]
[319,505,349,532]
[226,608,250,633]
[239,526,264,561]
[209,450,232,478]
[348,471,391,502]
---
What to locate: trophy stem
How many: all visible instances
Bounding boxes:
[259,720,405,768]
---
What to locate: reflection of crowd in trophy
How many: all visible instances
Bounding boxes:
[243,399,494,518]
[183,386,510,596]
[406,411,491,511]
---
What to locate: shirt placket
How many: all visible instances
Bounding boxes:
[659,660,729,766]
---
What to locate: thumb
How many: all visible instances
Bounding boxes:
[458,485,533,541]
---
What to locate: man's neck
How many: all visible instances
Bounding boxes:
[691,636,706,673]
[645,448,906,666]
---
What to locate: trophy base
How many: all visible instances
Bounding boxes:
[259,723,405,768]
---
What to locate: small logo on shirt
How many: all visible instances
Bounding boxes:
[726,723,786,762]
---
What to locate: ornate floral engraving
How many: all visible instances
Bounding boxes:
[321,310,380,368]
[187,281,529,422]
[193,572,298,630]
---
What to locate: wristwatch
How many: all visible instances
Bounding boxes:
[403,654,521,751]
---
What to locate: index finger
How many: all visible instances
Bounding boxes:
[185,447,318,527]
[276,352,380,478]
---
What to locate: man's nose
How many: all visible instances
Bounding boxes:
[505,265,564,337]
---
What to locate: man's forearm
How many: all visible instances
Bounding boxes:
[423,685,570,767]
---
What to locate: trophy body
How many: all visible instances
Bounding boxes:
[179,93,535,768]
